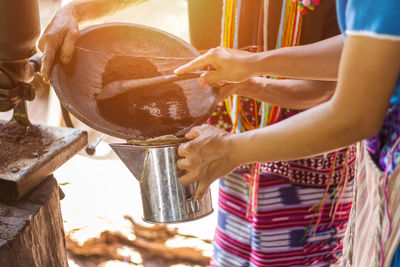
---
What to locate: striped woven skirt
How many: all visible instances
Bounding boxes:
[210,172,353,267]
[344,142,400,267]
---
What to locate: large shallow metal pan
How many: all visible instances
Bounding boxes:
[51,23,217,140]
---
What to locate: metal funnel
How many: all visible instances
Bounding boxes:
[110,143,147,180]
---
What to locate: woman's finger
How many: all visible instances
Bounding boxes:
[38,34,47,52]
[177,158,190,170]
[177,143,188,157]
[198,77,209,88]
[41,43,57,82]
[184,127,201,140]
[178,140,196,158]
[217,81,226,86]
[200,70,227,86]
[194,181,211,200]
[179,169,200,186]
[174,53,213,74]
[60,27,79,64]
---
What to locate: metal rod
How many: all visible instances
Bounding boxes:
[12,100,31,126]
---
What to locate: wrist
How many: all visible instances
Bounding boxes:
[62,2,80,22]
[226,133,248,168]
[239,52,262,79]
[245,52,268,78]
[252,50,284,78]
[66,0,95,24]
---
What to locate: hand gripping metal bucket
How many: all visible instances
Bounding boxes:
[110,142,213,223]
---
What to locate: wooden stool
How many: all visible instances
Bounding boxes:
[0,176,68,267]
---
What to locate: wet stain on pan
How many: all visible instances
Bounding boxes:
[97,56,194,138]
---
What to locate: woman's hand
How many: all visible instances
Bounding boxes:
[177,125,238,200]
[216,82,242,102]
[38,5,79,82]
[174,46,257,87]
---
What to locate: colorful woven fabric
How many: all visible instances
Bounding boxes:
[344,143,400,267]
[366,105,400,175]
[390,245,400,267]
[211,173,353,266]
[207,0,356,266]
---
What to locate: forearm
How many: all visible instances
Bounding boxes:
[249,35,344,81]
[234,77,335,109]
[175,36,344,84]
[67,0,147,24]
[230,101,360,165]
[229,35,400,166]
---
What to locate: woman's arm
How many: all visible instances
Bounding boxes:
[175,35,344,84]
[221,78,335,110]
[178,35,400,200]
[251,35,344,81]
[234,35,400,163]
[70,0,146,24]
[39,0,146,81]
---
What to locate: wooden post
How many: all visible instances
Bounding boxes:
[0,175,68,267]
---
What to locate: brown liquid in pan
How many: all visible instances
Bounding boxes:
[97,56,194,138]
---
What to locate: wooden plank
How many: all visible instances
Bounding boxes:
[0,176,68,267]
[0,122,87,200]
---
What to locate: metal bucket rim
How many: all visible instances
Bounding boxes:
[110,142,186,149]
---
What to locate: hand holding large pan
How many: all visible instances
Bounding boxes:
[38,0,145,82]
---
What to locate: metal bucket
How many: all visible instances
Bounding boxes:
[110,142,213,223]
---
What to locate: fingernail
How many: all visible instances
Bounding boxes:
[198,78,207,88]
[42,74,49,83]
[62,56,70,64]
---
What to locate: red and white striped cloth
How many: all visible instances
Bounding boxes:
[211,172,354,266]
[344,142,400,267]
